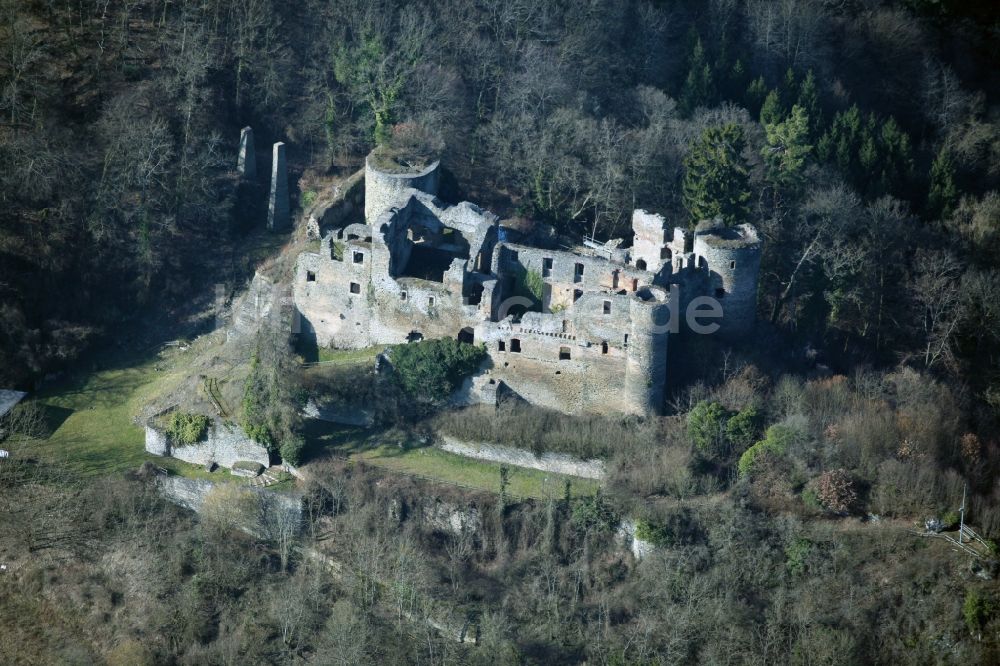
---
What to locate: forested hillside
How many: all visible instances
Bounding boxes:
[2,0,999,393]
[3,1,1000,663]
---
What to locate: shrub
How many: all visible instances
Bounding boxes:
[725,405,760,449]
[785,537,812,576]
[802,487,822,511]
[738,424,798,478]
[963,589,996,636]
[391,338,487,402]
[814,468,858,514]
[300,189,318,210]
[165,412,210,445]
[280,436,306,466]
[634,519,670,547]
[512,267,544,308]
[571,489,617,533]
[687,401,729,454]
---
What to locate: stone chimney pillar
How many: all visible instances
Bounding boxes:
[268,141,289,231]
[237,126,256,180]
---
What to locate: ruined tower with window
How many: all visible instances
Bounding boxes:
[293,153,761,415]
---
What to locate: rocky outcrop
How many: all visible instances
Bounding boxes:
[617,519,656,560]
[302,398,374,427]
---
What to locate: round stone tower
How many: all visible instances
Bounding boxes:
[364,153,441,223]
[624,286,671,415]
[692,220,762,338]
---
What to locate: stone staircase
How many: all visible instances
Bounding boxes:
[247,465,286,488]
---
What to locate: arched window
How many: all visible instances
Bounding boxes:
[636,259,647,271]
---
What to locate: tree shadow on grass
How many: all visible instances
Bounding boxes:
[39,404,73,437]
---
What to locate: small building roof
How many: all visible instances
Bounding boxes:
[0,390,27,420]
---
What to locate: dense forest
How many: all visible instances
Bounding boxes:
[2,0,999,391]
[2,0,1000,663]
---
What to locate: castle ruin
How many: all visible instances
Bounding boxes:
[293,154,761,416]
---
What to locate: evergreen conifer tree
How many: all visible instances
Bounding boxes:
[682,123,751,226]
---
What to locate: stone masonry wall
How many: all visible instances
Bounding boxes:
[438,434,606,479]
[364,156,440,223]
[145,422,270,469]
[157,476,303,535]
[692,222,762,337]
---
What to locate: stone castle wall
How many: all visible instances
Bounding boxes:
[438,434,606,479]
[364,156,440,223]
[145,422,270,469]
[692,222,762,337]
[158,476,303,535]
[293,152,763,416]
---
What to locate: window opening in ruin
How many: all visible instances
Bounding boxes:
[612,270,620,289]
[510,338,521,353]
[562,320,568,333]
[498,340,506,351]
[715,288,725,298]
[509,250,519,265]
[559,346,571,360]
[573,289,583,302]
[730,260,736,269]
[574,262,584,283]
[624,333,629,346]
[636,259,647,271]
[661,247,671,260]
[458,327,475,344]
[543,257,553,277]
[353,251,364,264]
[349,282,360,294]
[467,283,484,306]
[631,279,638,291]
[401,291,407,300]
[428,296,435,307]
[306,271,316,282]
[407,331,423,342]
[601,341,609,354]
[603,300,611,315]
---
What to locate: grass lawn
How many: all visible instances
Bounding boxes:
[303,421,601,500]
[296,336,383,365]
[27,341,239,482]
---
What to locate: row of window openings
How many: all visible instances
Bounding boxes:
[336,281,636,311]
[307,251,365,280]
[666,256,737,271]
[498,339,611,357]
[510,252,665,294]
[336,282,437,306]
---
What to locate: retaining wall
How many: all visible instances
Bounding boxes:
[437,434,606,480]
[145,422,270,470]
[157,475,303,535]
